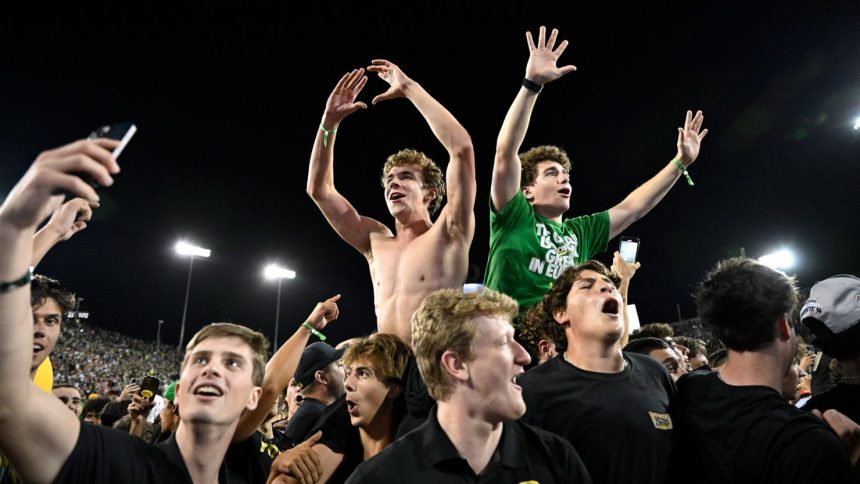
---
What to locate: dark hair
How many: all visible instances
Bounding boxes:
[696,258,798,351]
[674,336,707,358]
[52,383,82,395]
[519,145,572,188]
[541,260,621,349]
[31,274,76,314]
[708,347,728,368]
[83,397,110,419]
[99,399,131,427]
[517,302,563,362]
[624,337,671,355]
[630,323,675,341]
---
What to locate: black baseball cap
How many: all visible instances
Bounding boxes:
[294,342,345,389]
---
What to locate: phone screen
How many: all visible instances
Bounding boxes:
[620,238,639,264]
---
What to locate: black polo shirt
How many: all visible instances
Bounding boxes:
[54,422,230,483]
[345,408,591,484]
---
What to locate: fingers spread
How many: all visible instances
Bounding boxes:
[526,31,536,51]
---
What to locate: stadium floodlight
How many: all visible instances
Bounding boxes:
[175,241,211,351]
[175,241,211,258]
[758,249,795,270]
[853,117,860,130]
[264,264,296,348]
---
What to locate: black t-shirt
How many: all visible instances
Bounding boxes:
[306,395,363,484]
[396,354,433,439]
[345,408,591,484]
[519,352,676,484]
[671,370,857,483]
[283,397,327,446]
[54,423,226,483]
[802,382,860,423]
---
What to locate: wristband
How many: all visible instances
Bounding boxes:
[673,158,694,186]
[302,321,327,341]
[0,267,33,294]
[522,78,543,94]
[319,124,337,148]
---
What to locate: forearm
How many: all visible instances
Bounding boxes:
[306,114,339,199]
[235,325,311,442]
[621,160,682,217]
[0,223,37,419]
[31,225,61,268]
[497,87,539,156]
[619,279,631,348]
[403,82,471,156]
[129,417,145,439]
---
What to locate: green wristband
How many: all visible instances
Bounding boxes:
[673,158,694,186]
[319,124,337,148]
[0,267,33,294]
[302,321,327,341]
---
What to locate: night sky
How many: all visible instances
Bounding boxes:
[2,2,858,349]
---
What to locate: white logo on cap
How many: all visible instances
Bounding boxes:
[800,300,822,318]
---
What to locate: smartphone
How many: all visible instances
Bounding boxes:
[619,236,640,264]
[89,122,137,159]
[139,376,160,402]
[71,122,137,193]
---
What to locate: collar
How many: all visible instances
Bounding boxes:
[421,407,527,471]
[157,432,232,484]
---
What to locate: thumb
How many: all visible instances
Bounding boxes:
[372,88,395,105]
[811,409,823,420]
[559,65,577,76]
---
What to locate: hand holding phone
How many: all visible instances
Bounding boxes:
[138,376,160,403]
[74,122,137,193]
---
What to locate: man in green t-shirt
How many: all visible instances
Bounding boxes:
[485,26,708,312]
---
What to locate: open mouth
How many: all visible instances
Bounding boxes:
[389,192,405,201]
[511,373,524,390]
[602,299,620,315]
[193,384,224,397]
[346,399,358,415]
[33,343,45,354]
[558,187,571,197]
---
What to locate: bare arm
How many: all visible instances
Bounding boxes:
[607,110,708,239]
[31,197,97,267]
[234,295,341,443]
[367,59,475,239]
[0,138,119,483]
[492,26,577,211]
[307,69,390,257]
[611,251,641,348]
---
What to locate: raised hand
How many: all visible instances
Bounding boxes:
[525,26,577,85]
[367,59,415,105]
[0,139,119,232]
[676,110,708,166]
[43,197,98,242]
[305,294,341,331]
[611,251,641,282]
[324,68,368,125]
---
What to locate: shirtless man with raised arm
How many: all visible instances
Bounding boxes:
[307,60,475,347]
[486,26,708,312]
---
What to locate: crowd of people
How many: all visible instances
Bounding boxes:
[52,320,182,396]
[0,25,858,484]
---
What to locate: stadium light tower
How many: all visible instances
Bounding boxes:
[175,241,211,352]
[264,263,296,348]
[758,249,796,271]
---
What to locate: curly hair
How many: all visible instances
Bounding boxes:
[696,258,798,352]
[31,274,76,314]
[519,145,571,188]
[630,323,675,342]
[412,288,518,401]
[380,148,446,215]
[518,301,567,359]
[541,260,621,330]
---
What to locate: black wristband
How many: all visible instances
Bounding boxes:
[0,267,33,294]
[522,78,543,94]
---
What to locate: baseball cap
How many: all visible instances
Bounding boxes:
[801,274,860,358]
[294,342,345,389]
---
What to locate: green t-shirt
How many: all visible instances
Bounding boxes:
[484,191,610,311]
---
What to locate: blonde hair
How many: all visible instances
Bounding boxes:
[412,289,518,401]
[342,333,412,385]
